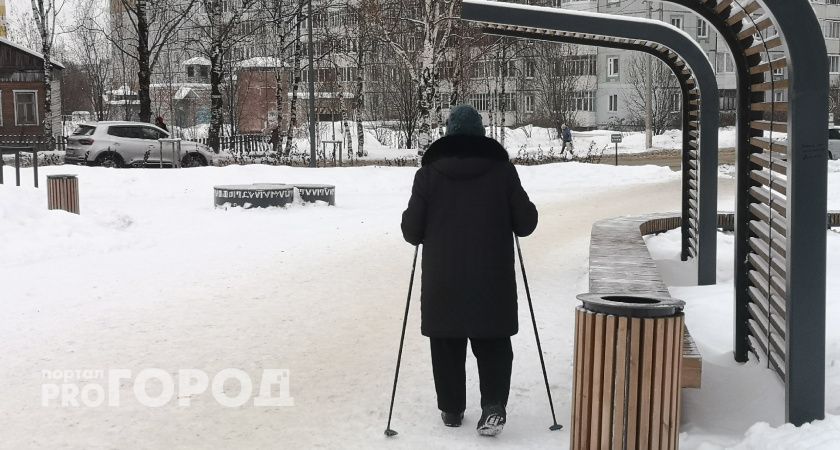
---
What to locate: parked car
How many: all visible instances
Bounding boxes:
[829,127,840,160]
[64,121,215,168]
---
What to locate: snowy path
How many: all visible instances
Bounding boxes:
[0,164,745,449]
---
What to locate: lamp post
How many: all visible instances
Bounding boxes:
[307,0,317,167]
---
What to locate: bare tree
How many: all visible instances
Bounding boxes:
[70,0,112,121]
[373,0,458,151]
[103,0,197,124]
[385,65,421,149]
[530,41,591,135]
[339,0,378,157]
[261,0,302,155]
[30,0,67,143]
[625,56,681,135]
[187,0,261,151]
[7,2,42,50]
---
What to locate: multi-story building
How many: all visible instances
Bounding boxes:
[107,0,840,134]
[452,0,839,129]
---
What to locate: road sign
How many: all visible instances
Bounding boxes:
[611,134,622,166]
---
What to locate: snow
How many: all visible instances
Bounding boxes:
[176,122,739,160]
[0,158,836,447]
[182,56,211,66]
[642,159,840,448]
[501,126,737,155]
[239,57,287,68]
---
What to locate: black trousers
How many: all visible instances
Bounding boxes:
[429,337,513,413]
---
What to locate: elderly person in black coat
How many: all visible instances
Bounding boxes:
[401,105,538,437]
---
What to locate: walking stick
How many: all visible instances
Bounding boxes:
[384,245,420,437]
[515,236,563,432]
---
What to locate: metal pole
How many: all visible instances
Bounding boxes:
[14,151,20,186]
[614,142,618,166]
[33,148,39,188]
[645,1,653,150]
[307,0,317,168]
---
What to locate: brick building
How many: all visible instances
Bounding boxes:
[0,37,63,137]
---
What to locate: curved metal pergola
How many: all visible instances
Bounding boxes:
[461,0,720,286]
[657,0,828,425]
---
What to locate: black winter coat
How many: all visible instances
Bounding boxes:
[401,135,538,338]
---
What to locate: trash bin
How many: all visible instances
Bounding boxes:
[571,293,685,450]
[47,174,80,214]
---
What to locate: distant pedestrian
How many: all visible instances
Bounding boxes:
[401,105,538,437]
[155,116,168,132]
[561,124,573,155]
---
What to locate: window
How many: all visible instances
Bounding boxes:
[108,126,141,138]
[72,125,96,136]
[525,60,535,78]
[697,20,708,38]
[830,55,840,73]
[609,94,619,112]
[566,54,597,76]
[827,20,840,38]
[14,91,38,126]
[670,16,683,30]
[607,57,619,79]
[187,66,195,77]
[570,91,595,112]
[525,94,534,113]
[141,127,165,140]
[670,92,682,112]
[199,66,209,78]
[469,93,517,111]
[716,52,735,73]
[719,89,737,111]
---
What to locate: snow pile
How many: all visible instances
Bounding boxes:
[178,122,739,158]
[729,416,840,449]
[0,160,835,448]
[646,158,840,448]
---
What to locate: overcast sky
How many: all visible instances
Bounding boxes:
[6,0,104,32]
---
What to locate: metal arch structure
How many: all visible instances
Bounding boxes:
[656,0,828,425]
[460,1,720,285]
[481,29,706,267]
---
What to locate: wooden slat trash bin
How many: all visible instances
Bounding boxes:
[47,174,80,214]
[571,293,685,450]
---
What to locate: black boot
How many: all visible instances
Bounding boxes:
[441,411,464,427]
[476,404,506,436]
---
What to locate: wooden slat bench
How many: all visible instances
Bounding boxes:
[588,213,702,389]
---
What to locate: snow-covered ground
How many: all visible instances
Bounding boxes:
[176,122,739,159]
[0,160,837,448]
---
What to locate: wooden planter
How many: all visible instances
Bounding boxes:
[47,174,80,214]
[572,295,685,450]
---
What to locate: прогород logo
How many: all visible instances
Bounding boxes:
[40,368,294,408]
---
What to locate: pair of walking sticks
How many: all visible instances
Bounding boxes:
[384,237,563,437]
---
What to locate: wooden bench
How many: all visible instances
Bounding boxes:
[588,213,702,389]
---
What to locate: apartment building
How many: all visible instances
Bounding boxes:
[108,0,840,132]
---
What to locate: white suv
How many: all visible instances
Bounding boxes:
[64,121,215,168]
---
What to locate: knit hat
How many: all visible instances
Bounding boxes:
[445,105,485,137]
